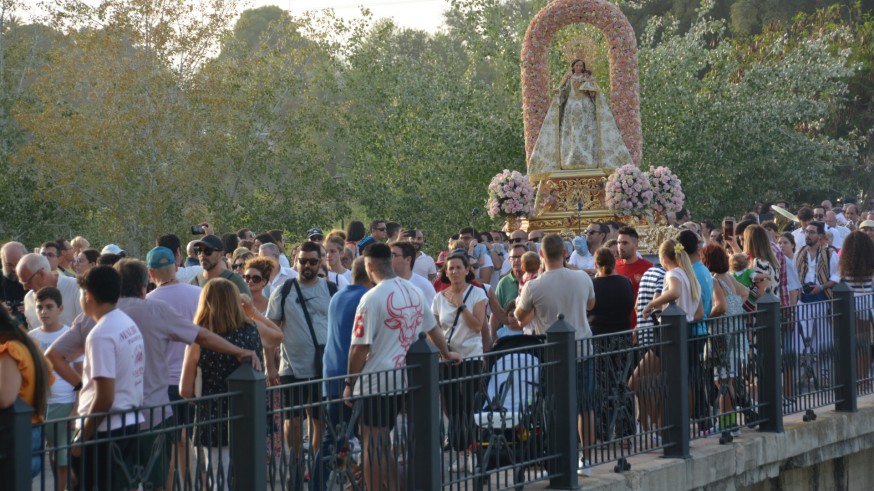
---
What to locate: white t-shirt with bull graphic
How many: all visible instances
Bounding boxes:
[351,277,436,396]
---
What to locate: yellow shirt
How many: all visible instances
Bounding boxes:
[0,340,49,423]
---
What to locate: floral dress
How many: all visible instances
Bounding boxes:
[194,323,264,448]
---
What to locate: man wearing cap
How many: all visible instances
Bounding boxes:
[101,244,127,257]
[858,219,874,243]
[188,234,250,295]
[16,253,82,329]
[407,229,437,282]
[307,228,324,243]
[156,234,203,283]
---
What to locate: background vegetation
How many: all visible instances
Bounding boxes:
[0,0,871,255]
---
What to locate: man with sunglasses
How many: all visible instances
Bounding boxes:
[188,234,250,295]
[266,241,335,472]
[16,252,83,329]
[569,222,607,276]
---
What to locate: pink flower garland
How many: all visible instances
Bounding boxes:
[521,0,642,166]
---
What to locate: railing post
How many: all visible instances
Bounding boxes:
[227,362,266,491]
[833,282,858,413]
[0,399,34,491]
[756,290,784,432]
[406,332,440,491]
[546,314,578,490]
[661,303,690,459]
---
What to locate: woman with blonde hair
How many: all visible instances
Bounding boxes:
[643,239,703,322]
[180,279,282,489]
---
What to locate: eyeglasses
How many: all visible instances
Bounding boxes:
[391,253,406,259]
[22,268,43,285]
[530,236,542,243]
[194,247,216,256]
[585,230,601,235]
[41,252,57,258]
[309,236,324,242]
[298,258,320,266]
[804,230,819,235]
[509,238,526,244]
[232,262,245,270]
[243,274,263,283]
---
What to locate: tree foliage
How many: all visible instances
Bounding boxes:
[0,0,871,251]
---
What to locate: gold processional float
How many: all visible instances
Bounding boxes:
[488,0,686,254]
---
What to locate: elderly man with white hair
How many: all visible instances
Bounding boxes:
[16,252,82,329]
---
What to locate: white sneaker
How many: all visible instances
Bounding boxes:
[577,458,592,477]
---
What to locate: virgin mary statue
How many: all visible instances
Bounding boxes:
[527,59,632,180]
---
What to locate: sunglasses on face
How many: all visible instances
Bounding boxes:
[243,274,263,283]
[530,237,542,243]
[298,258,320,266]
[232,262,245,270]
[509,238,526,244]
[585,230,600,235]
[194,247,216,256]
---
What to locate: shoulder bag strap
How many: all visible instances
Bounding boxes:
[292,279,321,349]
[446,285,475,345]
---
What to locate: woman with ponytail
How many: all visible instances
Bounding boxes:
[0,304,52,478]
[642,239,703,323]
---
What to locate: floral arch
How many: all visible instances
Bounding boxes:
[521,0,642,166]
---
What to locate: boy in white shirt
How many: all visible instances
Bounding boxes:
[70,266,145,491]
[28,286,82,491]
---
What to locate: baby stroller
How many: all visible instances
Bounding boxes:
[471,335,546,485]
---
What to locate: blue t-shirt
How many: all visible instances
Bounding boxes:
[323,284,368,396]
[692,261,713,336]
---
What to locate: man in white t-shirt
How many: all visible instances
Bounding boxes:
[390,241,436,308]
[16,253,82,329]
[515,234,596,477]
[406,229,438,282]
[343,243,460,491]
[70,265,145,491]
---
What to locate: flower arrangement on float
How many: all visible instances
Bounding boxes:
[647,166,685,214]
[486,170,536,219]
[604,165,652,216]
[605,164,684,219]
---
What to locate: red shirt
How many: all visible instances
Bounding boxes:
[615,257,653,329]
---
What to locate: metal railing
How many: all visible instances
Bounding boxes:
[3,285,874,490]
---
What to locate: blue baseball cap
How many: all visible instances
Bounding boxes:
[146,246,176,269]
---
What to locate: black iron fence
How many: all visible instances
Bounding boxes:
[3,285,873,491]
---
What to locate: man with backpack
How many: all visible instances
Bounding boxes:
[266,241,338,486]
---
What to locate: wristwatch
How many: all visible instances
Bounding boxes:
[457,304,466,314]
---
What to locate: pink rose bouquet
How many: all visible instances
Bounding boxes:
[486,170,536,218]
[647,166,685,213]
[605,164,653,216]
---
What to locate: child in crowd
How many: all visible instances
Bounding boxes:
[27,286,83,491]
[729,253,753,288]
[519,251,541,289]
[495,299,524,340]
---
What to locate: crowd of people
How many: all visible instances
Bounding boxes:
[1,197,874,488]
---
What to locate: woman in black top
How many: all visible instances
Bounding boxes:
[588,247,636,442]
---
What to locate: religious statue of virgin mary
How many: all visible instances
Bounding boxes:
[527,58,632,180]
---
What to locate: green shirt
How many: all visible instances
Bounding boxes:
[189,268,251,296]
[495,273,520,314]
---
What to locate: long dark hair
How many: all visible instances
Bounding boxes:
[0,306,50,415]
